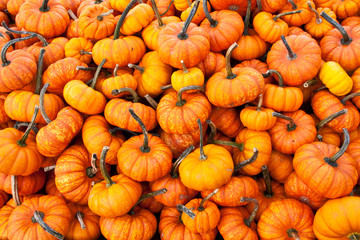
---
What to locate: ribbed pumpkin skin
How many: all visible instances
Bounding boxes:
[0,170,45,195]
[101,74,137,99]
[64,37,93,64]
[55,145,104,205]
[332,0,360,19]
[209,107,243,138]
[7,195,72,240]
[267,150,293,183]
[36,106,83,157]
[232,29,268,61]
[346,138,360,184]
[259,0,286,13]
[196,51,226,78]
[240,106,276,131]
[100,208,157,240]
[0,198,17,239]
[304,7,336,39]
[209,0,256,17]
[236,59,273,84]
[0,190,7,208]
[351,67,360,109]
[253,11,289,44]
[15,0,70,38]
[319,61,353,96]
[0,50,37,93]
[120,3,154,36]
[0,94,9,124]
[279,0,315,26]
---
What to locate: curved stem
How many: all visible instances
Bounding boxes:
[263,69,284,87]
[320,11,352,45]
[257,0,262,10]
[206,119,244,150]
[109,127,140,136]
[97,9,113,21]
[114,0,138,40]
[129,108,150,153]
[234,148,258,172]
[240,197,259,227]
[198,189,218,211]
[160,0,174,16]
[1,34,36,67]
[113,64,119,77]
[35,48,46,95]
[144,94,158,109]
[262,165,272,197]
[257,94,263,111]
[111,87,139,102]
[225,42,238,79]
[44,165,56,172]
[206,119,217,144]
[76,66,97,71]
[68,9,78,20]
[176,85,204,106]
[171,145,195,178]
[90,58,106,89]
[128,63,145,74]
[176,204,195,219]
[1,22,48,46]
[272,112,296,131]
[316,109,347,131]
[39,83,52,124]
[349,234,360,240]
[288,0,297,9]
[161,84,173,90]
[203,0,217,27]
[303,79,318,88]
[150,0,164,27]
[307,1,321,23]
[325,128,349,165]
[273,10,302,21]
[76,211,86,229]
[186,0,191,6]
[79,49,92,55]
[313,85,328,93]
[197,118,207,161]
[17,106,39,147]
[11,175,21,206]
[180,60,188,73]
[129,188,167,215]
[341,92,360,105]
[243,0,251,35]
[32,211,63,239]
[287,229,300,240]
[99,146,114,187]
[177,0,200,40]
[40,0,50,11]
[281,35,297,60]
[86,153,98,178]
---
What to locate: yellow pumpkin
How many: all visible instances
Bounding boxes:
[171,60,204,92]
[319,61,353,96]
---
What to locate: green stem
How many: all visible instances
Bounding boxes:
[39,83,51,124]
[160,0,174,16]
[243,0,251,35]
[303,79,318,88]
[113,0,138,40]
[273,10,302,21]
[348,234,360,240]
[76,212,86,229]
[129,108,150,153]
[40,0,50,12]
[281,35,297,60]
[307,1,321,23]
[1,34,37,67]
[76,66,97,71]
[90,58,106,89]
[272,112,296,131]
[176,85,204,106]
[206,119,217,144]
[225,42,238,79]
[203,0,217,27]
[262,69,284,87]
[79,49,92,55]
[240,197,259,227]
[99,146,114,187]
[320,11,352,45]
[111,87,139,102]
[171,145,195,178]
[257,0,262,10]
[35,48,46,95]
[180,60,188,73]
[1,22,49,46]
[11,175,21,206]
[287,229,300,240]
[86,153,98,178]
[288,0,297,9]
[316,109,347,131]
[31,211,63,240]
[17,106,39,147]
[341,92,360,105]
[161,84,173,90]
[325,128,349,166]
[150,0,164,27]
[176,204,195,219]
[129,188,167,215]
[144,94,158,109]
[197,118,207,161]
[234,148,258,172]
[262,165,273,197]
[177,0,200,40]
[198,189,218,211]
[97,9,113,21]
[128,63,145,74]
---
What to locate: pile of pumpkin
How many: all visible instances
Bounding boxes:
[0,0,360,238]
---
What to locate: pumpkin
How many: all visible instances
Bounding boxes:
[148,0,175,17]
[279,0,315,26]
[209,106,243,138]
[171,60,204,92]
[267,150,293,183]
[64,37,93,64]
[311,112,342,147]
[139,183,164,214]
[0,190,7,208]
[209,0,256,17]
[66,10,85,38]
[0,170,45,195]
[346,138,360,184]
[304,5,336,39]
[196,51,226,78]
[342,16,360,28]
[120,3,154,36]
[351,67,360,109]
[257,0,286,13]
[332,0,360,19]
[235,59,273,84]
[182,0,209,24]
[0,198,20,239]
[319,61,353,96]
[45,171,65,200]
[173,0,191,11]
[0,94,9,124]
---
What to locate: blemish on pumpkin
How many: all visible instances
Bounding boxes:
[179,194,188,200]
[226,168,233,172]
[228,4,239,11]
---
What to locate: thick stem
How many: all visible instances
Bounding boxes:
[161,84,173,90]
[114,0,138,40]
[40,0,50,12]
[171,145,195,178]
[129,188,167,215]
[144,94,158,109]
[76,211,86,229]
[113,64,119,77]
[76,66,97,71]
[129,108,150,153]
[177,0,200,39]
[150,0,164,27]
[203,0,217,27]
[257,0,262,10]
[234,148,258,172]
[111,87,139,102]
[17,106,39,147]
[262,165,272,197]
[35,48,46,95]
[99,146,114,187]
[79,49,92,55]
[109,127,140,136]
[197,118,207,161]
[1,22,48,46]
[288,0,297,9]
[198,189,218,211]
[68,9,78,20]
[243,0,251,35]
[44,165,56,172]
[206,120,244,150]
[90,58,106,89]
[281,35,297,60]
[97,9,113,21]
[320,11,352,45]
[11,175,21,206]
[272,112,296,131]
[206,119,217,145]
[128,63,145,74]
[180,60,188,73]
[225,42,238,79]
[176,85,204,106]
[86,153,98,178]
[307,1,321,23]
[262,69,284,87]
[287,229,301,240]
[348,234,360,240]
[39,83,52,124]
[240,197,259,227]
[303,79,318,88]
[341,92,360,105]
[176,204,195,219]
[316,109,347,131]
[1,34,36,67]
[273,10,302,21]
[186,0,191,6]
[32,211,63,239]
[257,94,263,111]
[160,0,174,17]
[325,128,349,166]
[313,85,328,93]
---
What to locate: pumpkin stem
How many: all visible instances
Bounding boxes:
[272,112,296,131]
[307,1,321,23]
[234,148,258,173]
[299,196,310,204]
[79,49,92,55]
[144,94,158,109]
[111,87,139,102]
[76,66,97,71]
[263,69,284,87]
[203,0,217,27]
[97,9,113,21]
[262,165,273,197]
[11,175,21,206]
[44,165,56,172]
[303,79,318,88]
[225,42,238,79]
[160,0,174,17]
[109,127,140,136]
[257,0,262,10]
[1,34,36,67]
[348,233,360,240]
[129,108,150,153]
[161,84,173,90]
[197,118,207,161]
[198,189,219,211]
[31,211,64,239]
[321,11,352,45]
[17,106,39,147]
[113,64,119,77]
[99,146,114,187]
[171,145,195,178]
[178,0,200,40]
[35,48,46,95]
[281,35,297,60]
[39,83,52,124]
[186,0,191,6]
[150,0,164,27]
[316,109,347,131]
[206,119,244,151]
[325,128,349,166]
[257,94,263,111]
[128,63,145,73]
[341,92,360,105]
[68,9,78,20]
[90,58,106,89]
[176,204,196,219]
[75,211,86,229]
[86,153,98,178]
[243,0,251,35]
[273,10,302,21]
[287,229,300,240]
[180,60,189,73]
[40,0,50,12]
[129,188,167,215]
[288,0,297,9]
[176,85,204,106]
[113,0,138,40]
[241,197,259,227]
[313,85,328,93]
[1,22,49,46]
